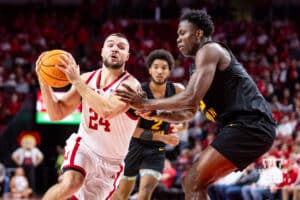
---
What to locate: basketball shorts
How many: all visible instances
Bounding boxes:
[123,138,165,177]
[211,115,276,171]
[62,133,124,200]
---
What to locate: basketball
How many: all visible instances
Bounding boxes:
[37,49,74,88]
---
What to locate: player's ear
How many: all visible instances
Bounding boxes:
[196,29,203,40]
[100,47,103,58]
[125,53,130,62]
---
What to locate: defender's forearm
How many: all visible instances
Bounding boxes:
[154,110,195,123]
[144,91,196,111]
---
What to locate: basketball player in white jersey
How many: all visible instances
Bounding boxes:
[36,33,141,200]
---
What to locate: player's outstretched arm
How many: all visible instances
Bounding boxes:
[116,45,220,111]
[35,53,82,121]
[138,108,196,123]
[73,74,140,119]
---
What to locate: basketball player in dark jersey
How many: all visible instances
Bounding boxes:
[112,49,192,200]
[116,9,276,200]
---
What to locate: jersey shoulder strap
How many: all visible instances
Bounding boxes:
[166,82,176,97]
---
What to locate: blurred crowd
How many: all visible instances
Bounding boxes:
[0,1,300,199]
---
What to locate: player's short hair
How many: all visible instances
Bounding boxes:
[105,32,130,47]
[180,9,214,37]
[146,49,175,70]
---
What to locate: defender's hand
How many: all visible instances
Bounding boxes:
[116,83,148,110]
[161,134,180,146]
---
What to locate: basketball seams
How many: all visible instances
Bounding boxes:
[41,52,68,67]
[36,49,72,88]
[39,68,69,82]
[39,69,69,88]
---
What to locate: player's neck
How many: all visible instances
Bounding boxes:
[199,37,212,48]
[102,65,125,78]
[101,66,125,86]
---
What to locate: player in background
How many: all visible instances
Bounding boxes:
[112,49,192,200]
[36,33,141,200]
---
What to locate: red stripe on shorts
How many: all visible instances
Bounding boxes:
[105,164,124,200]
[70,137,82,165]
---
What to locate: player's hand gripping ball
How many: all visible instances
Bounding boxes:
[36,49,75,88]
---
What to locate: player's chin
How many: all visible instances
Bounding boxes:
[153,79,166,85]
[179,48,186,55]
[180,50,192,57]
[110,63,123,69]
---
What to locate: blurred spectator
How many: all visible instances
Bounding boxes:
[173,123,189,152]
[276,115,297,138]
[0,163,9,196]
[15,77,30,94]
[11,131,43,192]
[54,145,65,182]
[173,148,191,188]
[208,171,243,200]
[161,159,177,189]
[9,167,32,198]
[241,156,282,200]
[152,159,184,200]
[6,93,21,117]
[279,159,299,200]
[210,163,259,200]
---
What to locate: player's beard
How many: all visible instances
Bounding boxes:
[151,77,167,85]
[103,59,123,69]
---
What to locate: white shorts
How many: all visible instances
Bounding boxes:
[62,133,124,200]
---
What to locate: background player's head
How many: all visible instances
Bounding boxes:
[146,49,175,85]
[101,33,130,69]
[177,9,214,57]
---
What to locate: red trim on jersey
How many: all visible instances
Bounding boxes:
[125,111,139,120]
[85,70,98,84]
[115,74,131,90]
[96,70,102,89]
[103,71,127,91]
[105,164,124,200]
[71,195,79,200]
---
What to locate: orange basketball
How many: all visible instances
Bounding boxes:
[37,49,74,88]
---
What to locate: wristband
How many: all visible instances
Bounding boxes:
[140,130,153,141]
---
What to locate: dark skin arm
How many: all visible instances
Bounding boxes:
[137,109,196,123]
[155,110,196,123]
[116,44,221,112]
[135,83,196,122]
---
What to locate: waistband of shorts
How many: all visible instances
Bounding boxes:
[79,138,123,165]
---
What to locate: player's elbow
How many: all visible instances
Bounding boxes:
[184,93,199,109]
[95,108,114,119]
[185,111,197,121]
[178,110,196,122]
[100,111,112,119]
[48,115,59,121]
[48,112,66,121]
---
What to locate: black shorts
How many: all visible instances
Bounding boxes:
[211,115,276,171]
[124,138,165,177]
